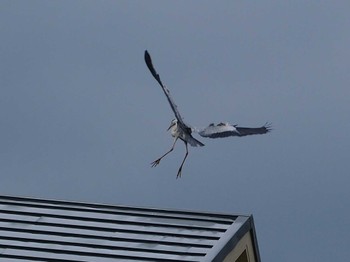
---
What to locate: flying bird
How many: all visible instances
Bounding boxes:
[144,50,271,178]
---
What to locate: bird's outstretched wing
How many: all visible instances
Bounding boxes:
[144,50,189,130]
[198,122,271,138]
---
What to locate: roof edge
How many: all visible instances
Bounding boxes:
[203,215,261,262]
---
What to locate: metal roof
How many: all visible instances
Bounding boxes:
[0,195,260,262]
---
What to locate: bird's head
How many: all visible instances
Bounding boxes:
[167,119,178,131]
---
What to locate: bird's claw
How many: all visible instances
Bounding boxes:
[176,169,182,179]
[151,159,161,167]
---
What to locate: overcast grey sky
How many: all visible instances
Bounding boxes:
[1,1,350,261]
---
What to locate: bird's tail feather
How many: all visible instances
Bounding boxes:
[188,136,205,147]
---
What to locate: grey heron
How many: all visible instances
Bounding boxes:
[145,50,271,178]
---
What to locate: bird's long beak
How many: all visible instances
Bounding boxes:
[167,123,175,131]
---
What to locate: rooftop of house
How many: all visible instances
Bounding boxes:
[0,195,260,262]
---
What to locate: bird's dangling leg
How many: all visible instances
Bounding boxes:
[176,142,189,179]
[151,138,178,167]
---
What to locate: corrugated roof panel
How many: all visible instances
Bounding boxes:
[0,259,40,262]
[0,239,206,261]
[0,230,210,255]
[0,195,258,262]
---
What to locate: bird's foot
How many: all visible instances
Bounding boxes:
[151,158,161,167]
[176,169,182,179]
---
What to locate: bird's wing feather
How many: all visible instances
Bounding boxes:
[198,122,271,138]
[144,50,189,130]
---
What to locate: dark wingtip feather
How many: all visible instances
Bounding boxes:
[144,50,164,88]
[144,50,153,70]
[263,122,273,133]
[144,50,150,63]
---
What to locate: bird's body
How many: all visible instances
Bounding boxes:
[168,119,204,147]
[144,50,271,178]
